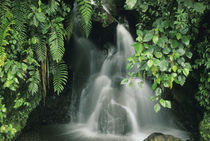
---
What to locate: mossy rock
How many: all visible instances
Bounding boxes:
[143,132,182,141]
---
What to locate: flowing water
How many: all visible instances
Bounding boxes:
[65,24,189,141]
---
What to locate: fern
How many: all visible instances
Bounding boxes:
[76,0,93,37]
[0,0,11,18]
[49,22,65,63]
[35,37,47,62]
[0,10,14,67]
[53,61,68,95]
[27,70,41,95]
[80,18,92,38]
[11,0,28,42]
[48,0,60,15]
[65,13,74,40]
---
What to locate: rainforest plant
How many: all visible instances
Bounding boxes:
[123,0,209,112]
[0,0,93,140]
[123,0,209,140]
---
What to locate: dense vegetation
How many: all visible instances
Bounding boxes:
[0,0,209,141]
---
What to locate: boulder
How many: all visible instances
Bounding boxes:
[98,101,130,135]
[143,132,182,141]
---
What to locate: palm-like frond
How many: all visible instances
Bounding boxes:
[65,13,74,40]
[80,18,92,38]
[76,0,92,37]
[48,0,60,15]
[53,61,68,95]
[28,70,40,95]
[49,23,65,62]
[0,0,11,18]
[35,37,47,62]
[0,10,13,67]
[11,0,29,42]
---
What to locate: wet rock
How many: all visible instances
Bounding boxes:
[143,132,182,141]
[98,101,130,135]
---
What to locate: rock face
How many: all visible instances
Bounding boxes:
[143,132,182,141]
[98,101,130,135]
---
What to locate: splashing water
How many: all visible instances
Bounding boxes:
[66,24,189,141]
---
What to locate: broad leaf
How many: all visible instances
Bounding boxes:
[124,0,137,10]
[160,60,168,71]
[154,103,161,112]
[143,31,154,42]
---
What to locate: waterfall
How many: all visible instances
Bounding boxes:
[68,24,189,141]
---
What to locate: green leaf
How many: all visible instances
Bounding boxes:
[140,4,148,12]
[147,60,153,68]
[194,2,206,13]
[152,82,157,91]
[137,29,143,37]
[53,62,68,95]
[176,33,182,40]
[35,12,46,23]
[14,98,24,109]
[178,75,186,86]
[143,31,154,42]
[183,68,189,76]
[121,78,129,85]
[160,60,168,71]
[159,99,171,108]
[124,0,137,10]
[160,99,166,107]
[186,51,192,59]
[77,0,93,37]
[177,48,185,56]
[155,52,162,58]
[165,100,171,108]
[154,103,161,112]
[172,65,177,72]
[170,40,179,48]
[155,87,162,96]
[182,36,190,46]
[163,48,171,54]
[153,59,160,66]
[157,37,166,48]
[133,43,143,54]
[126,62,134,70]
[153,35,159,44]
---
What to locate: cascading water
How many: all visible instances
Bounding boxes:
[67,24,189,141]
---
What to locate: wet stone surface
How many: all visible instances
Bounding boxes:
[143,132,182,141]
[98,102,130,135]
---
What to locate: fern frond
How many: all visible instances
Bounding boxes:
[11,0,29,42]
[80,19,92,38]
[49,23,65,62]
[65,13,74,40]
[76,0,93,37]
[48,0,60,15]
[0,0,11,19]
[53,61,68,95]
[35,37,47,62]
[28,70,41,95]
[0,10,13,67]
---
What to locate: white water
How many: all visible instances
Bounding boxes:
[67,24,189,141]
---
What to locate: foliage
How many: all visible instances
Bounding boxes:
[0,0,74,140]
[194,36,210,110]
[200,111,210,141]
[0,10,13,67]
[53,62,68,94]
[123,0,209,112]
[76,0,93,37]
